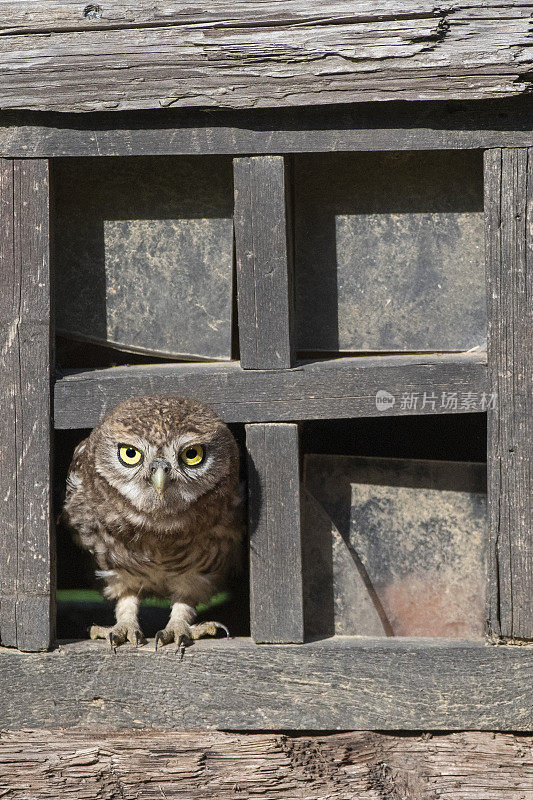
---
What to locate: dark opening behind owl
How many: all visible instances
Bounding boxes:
[62,396,243,650]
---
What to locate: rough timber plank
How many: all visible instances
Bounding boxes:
[234,157,295,369]
[53,352,488,429]
[0,2,532,112]
[485,148,533,641]
[0,638,532,730]
[0,158,53,652]
[0,159,17,649]
[246,424,303,642]
[0,729,531,800]
[2,102,533,158]
[3,0,533,35]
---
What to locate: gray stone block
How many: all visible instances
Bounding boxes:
[54,156,234,361]
[295,151,485,354]
[303,455,487,639]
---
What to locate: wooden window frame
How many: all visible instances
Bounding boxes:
[0,102,532,731]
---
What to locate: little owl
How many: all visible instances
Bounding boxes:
[62,396,242,651]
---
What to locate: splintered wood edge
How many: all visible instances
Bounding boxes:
[0,2,532,112]
[0,728,531,799]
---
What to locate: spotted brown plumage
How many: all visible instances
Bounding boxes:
[62,396,243,651]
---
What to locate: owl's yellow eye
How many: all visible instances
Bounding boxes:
[180,444,205,467]
[118,444,143,468]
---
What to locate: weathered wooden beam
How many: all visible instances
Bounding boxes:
[0,2,532,112]
[246,424,303,642]
[0,158,54,652]
[3,0,533,36]
[53,351,488,429]
[0,638,532,730]
[485,148,533,641]
[234,156,295,369]
[2,102,533,158]
[4,0,532,35]
[0,729,531,799]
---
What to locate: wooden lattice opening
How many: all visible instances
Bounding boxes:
[1,100,532,731]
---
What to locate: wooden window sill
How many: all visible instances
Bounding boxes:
[1,636,531,731]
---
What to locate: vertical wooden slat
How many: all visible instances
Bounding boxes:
[235,157,303,640]
[234,156,295,369]
[485,148,533,640]
[246,423,304,643]
[0,159,18,647]
[0,158,54,651]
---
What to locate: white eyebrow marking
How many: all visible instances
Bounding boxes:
[174,433,205,449]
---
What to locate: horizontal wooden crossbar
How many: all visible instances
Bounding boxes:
[1,101,533,157]
[53,352,488,428]
[1,637,531,730]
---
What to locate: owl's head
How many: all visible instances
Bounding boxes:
[89,396,239,514]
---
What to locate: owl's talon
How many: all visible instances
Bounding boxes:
[154,623,192,651]
[175,635,187,659]
[154,619,230,651]
[190,620,231,640]
[90,622,146,649]
[216,622,231,638]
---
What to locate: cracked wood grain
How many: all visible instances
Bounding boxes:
[0,729,532,799]
[53,352,488,428]
[485,148,533,641]
[0,158,54,652]
[0,638,532,730]
[8,1,533,35]
[0,2,532,111]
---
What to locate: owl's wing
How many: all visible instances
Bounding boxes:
[65,437,89,492]
[59,437,91,529]
[61,435,103,547]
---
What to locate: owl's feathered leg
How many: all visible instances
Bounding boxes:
[155,600,229,656]
[90,595,147,650]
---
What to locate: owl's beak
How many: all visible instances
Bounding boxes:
[150,460,171,496]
